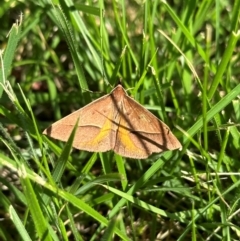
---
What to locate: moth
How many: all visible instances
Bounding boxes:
[43,84,181,159]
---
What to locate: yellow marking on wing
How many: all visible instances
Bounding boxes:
[82,114,113,146]
[92,119,112,144]
[118,118,145,153]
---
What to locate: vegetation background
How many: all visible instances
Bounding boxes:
[0,0,240,240]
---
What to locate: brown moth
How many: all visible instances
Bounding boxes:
[43,84,181,159]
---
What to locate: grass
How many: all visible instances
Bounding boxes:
[0,0,240,240]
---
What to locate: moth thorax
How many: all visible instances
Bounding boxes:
[111,91,125,103]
